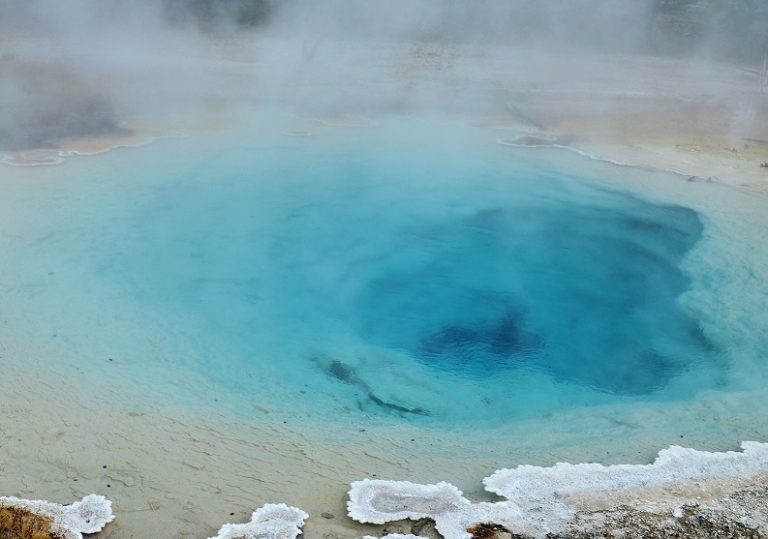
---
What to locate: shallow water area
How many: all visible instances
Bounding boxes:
[1,111,768,535]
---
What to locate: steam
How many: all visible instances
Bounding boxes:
[271,1,653,48]
[1,0,766,151]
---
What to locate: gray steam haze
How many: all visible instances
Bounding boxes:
[1,0,767,151]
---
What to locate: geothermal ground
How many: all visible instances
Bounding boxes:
[1,37,768,539]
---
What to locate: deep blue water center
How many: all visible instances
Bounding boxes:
[98,130,719,422]
[356,199,709,395]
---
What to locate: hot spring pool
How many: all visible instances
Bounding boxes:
[2,113,768,456]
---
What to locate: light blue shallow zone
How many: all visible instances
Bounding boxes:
[3,119,742,428]
[53,124,726,426]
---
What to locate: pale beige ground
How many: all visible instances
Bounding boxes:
[483,90,768,193]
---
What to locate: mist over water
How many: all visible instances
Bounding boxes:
[2,0,767,152]
[0,115,749,427]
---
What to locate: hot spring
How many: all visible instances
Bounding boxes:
[2,112,767,461]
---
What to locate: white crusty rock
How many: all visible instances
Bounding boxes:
[361,535,429,539]
[348,442,768,539]
[347,479,527,539]
[208,503,308,539]
[0,494,114,539]
[348,479,469,524]
[484,440,768,522]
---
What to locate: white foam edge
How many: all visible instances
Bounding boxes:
[208,503,309,539]
[0,152,65,166]
[0,133,187,167]
[0,494,114,539]
[496,137,689,176]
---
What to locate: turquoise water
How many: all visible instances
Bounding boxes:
[2,114,766,435]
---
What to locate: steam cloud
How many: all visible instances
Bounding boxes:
[1,0,766,151]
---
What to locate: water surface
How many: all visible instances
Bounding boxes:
[1,113,766,447]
